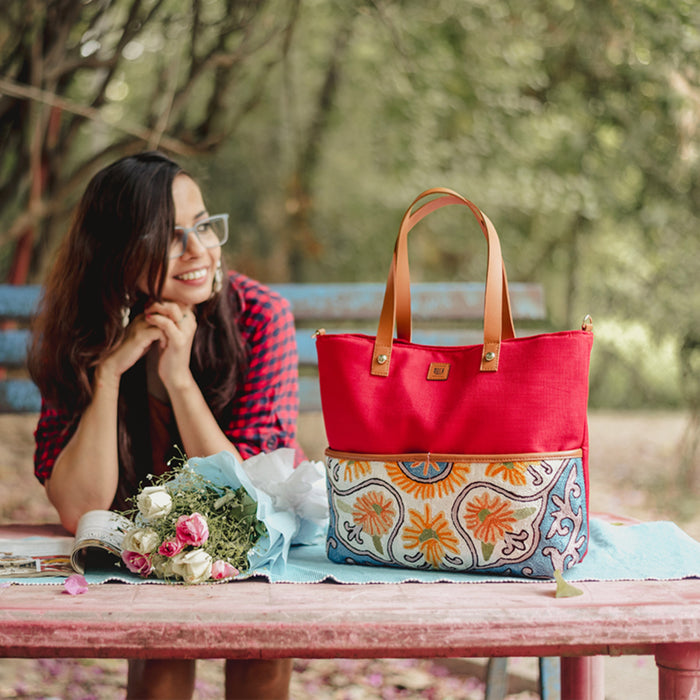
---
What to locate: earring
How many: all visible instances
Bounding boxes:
[121,294,132,327]
[211,261,223,297]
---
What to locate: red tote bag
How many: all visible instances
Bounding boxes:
[316,188,594,578]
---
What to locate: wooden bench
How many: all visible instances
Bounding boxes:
[0,281,548,413]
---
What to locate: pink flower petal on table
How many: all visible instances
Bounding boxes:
[64,574,88,595]
[211,560,239,580]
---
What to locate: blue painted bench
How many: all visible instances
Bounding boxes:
[0,281,559,699]
[0,281,548,414]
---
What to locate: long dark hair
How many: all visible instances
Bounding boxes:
[28,151,248,504]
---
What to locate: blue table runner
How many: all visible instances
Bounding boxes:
[6,518,699,586]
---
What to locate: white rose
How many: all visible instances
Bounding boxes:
[154,557,174,578]
[137,486,172,520]
[170,549,213,584]
[122,527,160,554]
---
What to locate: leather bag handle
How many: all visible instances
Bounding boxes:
[371,187,516,377]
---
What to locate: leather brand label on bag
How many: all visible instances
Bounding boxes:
[427,362,451,381]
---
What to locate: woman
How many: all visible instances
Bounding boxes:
[28,151,301,699]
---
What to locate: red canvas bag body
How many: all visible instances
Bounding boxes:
[316,188,594,578]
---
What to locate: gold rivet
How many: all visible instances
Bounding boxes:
[377,354,388,365]
[484,351,496,362]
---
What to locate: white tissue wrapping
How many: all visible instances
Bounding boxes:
[186,449,328,577]
[240,448,329,545]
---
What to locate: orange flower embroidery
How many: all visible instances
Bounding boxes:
[464,493,517,544]
[485,461,530,486]
[352,491,396,536]
[402,504,460,568]
[343,460,371,481]
[386,461,471,499]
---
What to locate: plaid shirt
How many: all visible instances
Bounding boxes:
[34,272,304,483]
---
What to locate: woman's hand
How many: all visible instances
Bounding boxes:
[141,300,242,463]
[143,301,197,391]
[98,314,166,382]
[48,314,168,532]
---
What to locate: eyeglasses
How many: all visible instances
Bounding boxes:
[169,214,229,259]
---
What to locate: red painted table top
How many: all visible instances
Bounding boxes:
[0,525,698,660]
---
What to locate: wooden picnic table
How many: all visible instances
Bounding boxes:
[1,283,698,698]
[0,525,698,700]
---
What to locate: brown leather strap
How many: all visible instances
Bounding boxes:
[372,188,515,376]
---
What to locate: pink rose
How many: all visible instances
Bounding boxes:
[121,550,154,576]
[176,513,209,547]
[211,560,240,580]
[158,538,185,557]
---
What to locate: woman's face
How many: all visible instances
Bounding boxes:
[140,173,222,309]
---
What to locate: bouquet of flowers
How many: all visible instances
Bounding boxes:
[119,449,328,584]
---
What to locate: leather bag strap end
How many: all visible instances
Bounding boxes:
[370,343,393,377]
[481,340,500,371]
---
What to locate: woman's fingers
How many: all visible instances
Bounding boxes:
[125,319,166,358]
[100,318,165,378]
[144,302,196,349]
[144,301,191,327]
[144,307,196,340]
[142,303,197,390]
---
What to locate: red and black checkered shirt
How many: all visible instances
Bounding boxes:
[34,272,305,483]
